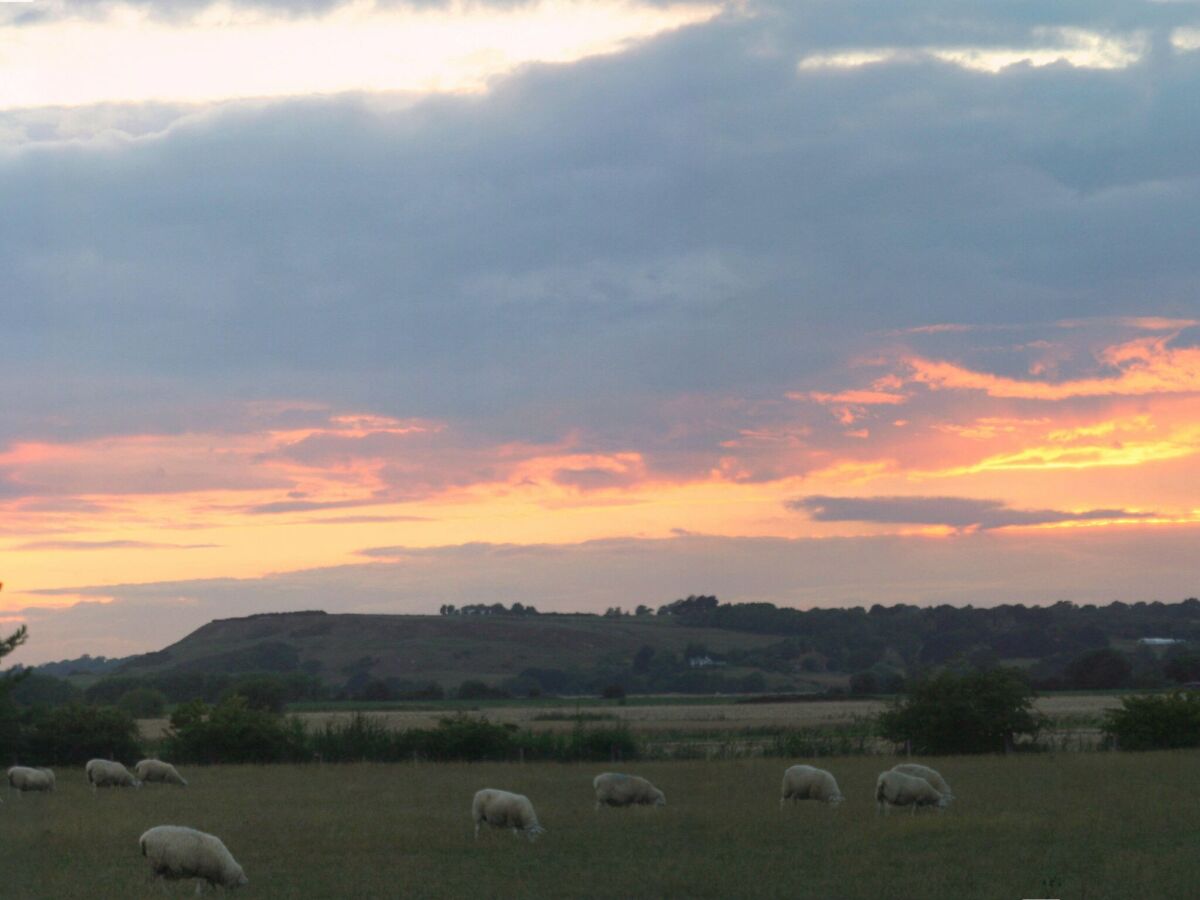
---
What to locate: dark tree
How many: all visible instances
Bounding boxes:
[1064,648,1133,690]
[877,668,1046,754]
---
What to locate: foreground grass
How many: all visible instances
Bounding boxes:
[3,753,1198,898]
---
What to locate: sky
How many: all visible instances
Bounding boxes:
[4,0,1200,663]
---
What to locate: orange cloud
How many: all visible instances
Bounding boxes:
[905,333,1200,399]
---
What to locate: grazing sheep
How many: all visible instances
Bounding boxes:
[780,764,844,808]
[593,772,666,809]
[139,825,248,892]
[891,763,953,802]
[85,758,141,790]
[135,759,188,786]
[7,766,55,794]
[472,788,546,841]
[875,769,948,815]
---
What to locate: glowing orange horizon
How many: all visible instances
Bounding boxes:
[6,321,1200,617]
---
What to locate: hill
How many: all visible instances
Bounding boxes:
[56,596,1200,703]
[112,610,786,693]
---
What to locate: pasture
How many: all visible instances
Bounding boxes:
[4,752,1199,899]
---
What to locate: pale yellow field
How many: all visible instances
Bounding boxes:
[137,693,1124,740]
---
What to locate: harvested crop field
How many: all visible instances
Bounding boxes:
[138,693,1124,740]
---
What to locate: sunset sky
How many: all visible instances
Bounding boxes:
[4,0,1200,663]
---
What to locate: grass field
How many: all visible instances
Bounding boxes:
[4,752,1199,899]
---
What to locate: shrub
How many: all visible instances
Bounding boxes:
[1064,648,1132,690]
[10,672,83,709]
[224,675,288,713]
[117,687,168,718]
[415,715,517,761]
[163,696,307,764]
[456,680,509,700]
[877,667,1046,754]
[1102,692,1200,750]
[25,704,141,765]
[849,671,878,695]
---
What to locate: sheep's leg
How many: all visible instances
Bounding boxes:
[474,821,480,840]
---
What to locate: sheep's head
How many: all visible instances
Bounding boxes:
[525,824,546,842]
[828,793,846,806]
[653,790,666,807]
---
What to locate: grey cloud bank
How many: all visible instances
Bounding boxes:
[789,495,1156,530]
[4,2,1200,457]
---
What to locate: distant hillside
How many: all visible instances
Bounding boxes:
[113,610,784,691]
[85,596,1200,700]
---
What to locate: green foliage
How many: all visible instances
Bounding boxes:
[308,713,640,764]
[1102,692,1200,750]
[224,674,287,712]
[1163,649,1200,683]
[116,687,167,718]
[0,625,30,759]
[163,695,308,764]
[10,672,83,709]
[455,680,510,700]
[877,668,1047,754]
[24,704,141,765]
[1064,648,1133,690]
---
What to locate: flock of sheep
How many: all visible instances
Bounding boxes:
[7,758,246,892]
[478,763,955,844]
[7,758,954,892]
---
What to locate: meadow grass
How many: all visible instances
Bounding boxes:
[3,752,1198,898]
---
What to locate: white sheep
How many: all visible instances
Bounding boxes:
[139,825,248,893]
[7,766,55,794]
[780,764,844,807]
[85,758,141,790]
[135,758,188,786]
[593,772,666,809]
[891,763,953,802]
[472,788,546,841]
[875,769,948,815]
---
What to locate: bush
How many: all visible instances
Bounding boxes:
[1064,648,1133,690]
[455,680,510,700]
[24,704,141,765]
[163,696,307,764]
[10,672,83,709]
[224,675,288,713]
[849,671,877,695]
[1102,692,1200,750]
[877,668,1046,754]
[117,687,168,718]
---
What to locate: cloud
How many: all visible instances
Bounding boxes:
[15,539,219,551]
[788,495,1157,531]
[904,332,1200,400]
